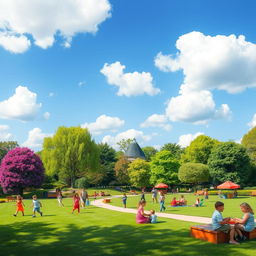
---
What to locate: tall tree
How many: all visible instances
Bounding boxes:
[98,143,117,186]
[242,127,256,163]
[0,147,44,195]
[208,142,251,185]
[0,141,19,163]
[142,146,158,161]
[150,150,180,185]
[0,141,19,151]
[178,163,209,185]
[161,143,184,159]
[117,138,135,152]
[181,135,219,164]
[41,126,99,187]
[128,159,151,188]
[114,155,130,185]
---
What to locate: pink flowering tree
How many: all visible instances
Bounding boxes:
[0,147,44,195]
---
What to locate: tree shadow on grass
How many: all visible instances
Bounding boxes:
[0,222,255,256]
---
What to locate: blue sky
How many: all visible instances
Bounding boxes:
[0,0,256,150]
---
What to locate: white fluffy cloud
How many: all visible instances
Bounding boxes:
[0,0,111,53]
[140,114,171,131]
[81,115,125,134]
[154,31,249,124]
[166,90,231,124]
[102,129,152,149]
[22,128,52,148]
[178,132,204,148]
[155,31,256,94]
[100,61,160,96]
[0,86,42,121]
[248,114,256,128]
[0,125,12,141]
[0,32,31,53]
[43,112,50,120]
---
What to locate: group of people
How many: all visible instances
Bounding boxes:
[212,201,255,244]
[13,195,43,218]
[170,195,187,206]
[136,200,157,224]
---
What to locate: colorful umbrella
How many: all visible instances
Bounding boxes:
[217,181,240,189]
[155,183,169,189]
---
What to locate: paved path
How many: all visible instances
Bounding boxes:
[91,196,211,224]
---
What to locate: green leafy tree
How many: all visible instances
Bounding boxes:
[142,146,158,161]
[41,126,99,187]
[117,138,135,152]
[0,148,7,163]
[181,135,219,164]
[208,142,251,185]
[161,143,184,159]
[98,143,117,186]
[128,159,151,187]
[242,127,256,163]
[0,141,19,151]
[114,155,130,185]
[178,163,210,185]
[150,150,180,185]
[0,141,19,163]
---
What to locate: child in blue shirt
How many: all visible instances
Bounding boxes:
[234,203,255,242]
[122,193,127,208]
[31,195,43,217]
[212,201,237,244]
[150,210,157,223]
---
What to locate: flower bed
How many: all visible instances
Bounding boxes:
[208,190,256,196]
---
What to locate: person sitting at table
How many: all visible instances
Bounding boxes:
[179,195,187,206]
[233,190,238,198]
[171,197,178,206]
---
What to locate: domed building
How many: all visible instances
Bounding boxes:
[124,140,146,162]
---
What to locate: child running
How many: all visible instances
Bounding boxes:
[234,203,255,242]
[32,195,43,217]
[122,193,127,208]
[160,192,166,212]
[57,189,64,207]
[72,193,80,214]
[13,195,25,217]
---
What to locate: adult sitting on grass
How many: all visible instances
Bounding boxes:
[136,200,151,224]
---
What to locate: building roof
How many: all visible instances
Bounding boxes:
[124,141,146,160]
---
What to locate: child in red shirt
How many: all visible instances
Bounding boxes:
[72,193,80,214]
[171,197,178,206]
[13,195,25,216]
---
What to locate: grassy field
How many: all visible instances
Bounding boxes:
[111,193,256,218]
[0,196,256,256]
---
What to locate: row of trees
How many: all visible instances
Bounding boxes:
[1,126,256,192]
[40,126,256,188]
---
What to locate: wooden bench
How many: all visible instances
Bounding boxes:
[191,224,229,244]
[191,224,256,244]
[194,190,204,196]
[6,196,15,202]
[47,192,57,198]
[251,191,256,196]
[103,199,111,203]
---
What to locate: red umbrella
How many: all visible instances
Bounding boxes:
[155,183,169,189]
[217,181,240,189]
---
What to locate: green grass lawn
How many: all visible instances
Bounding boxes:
[111,193,256,218]
[0,196,256,256]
